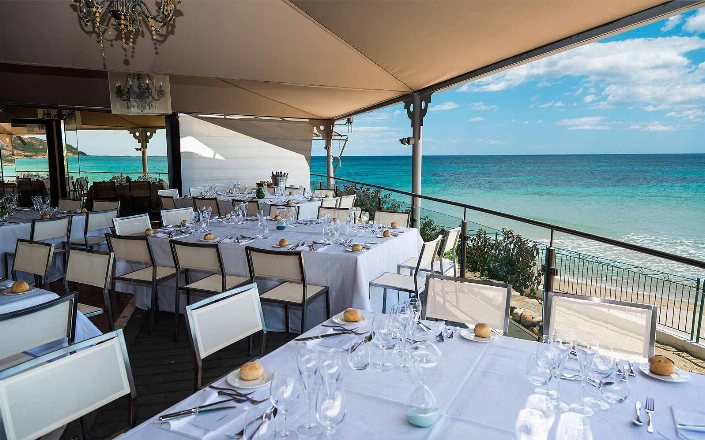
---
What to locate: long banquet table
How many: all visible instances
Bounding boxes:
[120,220,422,332]
[175,194,323,220]
[120,311,701,439]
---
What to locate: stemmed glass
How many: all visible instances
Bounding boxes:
[516,394,556,440]
[318,349,342,391]
[570,337,598,416]
[525,353,553,395]
[297,348,322,436]
[269,369,301,438]
[550,334,573,412]
[316,381,346,440]
[372,315,396,371]
[583,352,615,411]
[555,412,593,440]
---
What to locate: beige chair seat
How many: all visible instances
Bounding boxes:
[398,257,454,274]
[119,265,176,282]
[261,282,326,303]
[184,274,248,293]
[78,303,103,317]
[70,236,107,247]
[370,272,418,292]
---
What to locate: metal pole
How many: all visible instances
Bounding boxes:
[690,278,700,341]
[460,208,468,278]
[405,93,430,228]
[696,279,705,344]
[543,247,556,295]
[322,120,335,190]
[131,128,155,176]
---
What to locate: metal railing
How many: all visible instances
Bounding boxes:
[311,173,705,343]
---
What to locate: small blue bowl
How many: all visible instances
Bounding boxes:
[276,225,287,231]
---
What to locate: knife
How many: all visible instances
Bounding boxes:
[295,331,349,341]
[158,398,238,420]
[159,405,238,421]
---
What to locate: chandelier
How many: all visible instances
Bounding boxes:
[114,73,166,112]
[73,0,181,55]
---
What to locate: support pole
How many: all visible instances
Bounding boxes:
[45,119,67,206]
[405,93,430,228]
[165,113,182,194]
[321,120,335,190]
[130,128,156,176]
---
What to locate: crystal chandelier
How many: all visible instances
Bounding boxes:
[114,73,166,112]
[73,0,181,55]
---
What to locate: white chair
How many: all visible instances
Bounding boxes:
[158,188,180,198]
[113,213,151,235]
[189,187,204,197]
[338,194,356,209]
[93,200,120,211]
[161,207,194,226]
[5,217,71,277]
[244,200,260,217]
[374,210,410,227]
[64,249,115,330]
[11,239,54,288]
[269,204,299,220]
[423,275,511,335]
[0,330,137,440]
[71,208,118,250]
[285,185,304,195]
[193,197,221,216]
[57,198,82,211]
[369,235,442,313]
[106,234,177,334]
[186,284,267,390]
[314,189,335,198]
[399,227,460,276]
[318,207,351,221]
[320,197,340,208]
[171,241,249,340]
[245,247,330,333]
[0,293,76,370]
[544,292,657,361]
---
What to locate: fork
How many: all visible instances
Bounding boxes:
[645,396,655,433]
[217,390,269,405]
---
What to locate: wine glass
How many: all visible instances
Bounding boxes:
[297,348,321,436]
[526,353,552,394]
[316,382,346,440]
[409,342,442,385]
[570,337,598,416]
[516,394,555,440]
[550,334,573,412]
[599,369,630,404]
[372,315,395,372]
[347,338,371,371]
[555,412,593,440]
[318,349,342,391]
[269,369,301,438]
[583,352,615,411]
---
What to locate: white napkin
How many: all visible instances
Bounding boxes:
[153,390,232,440]
[302,327,356,350]
[673,406,705,439]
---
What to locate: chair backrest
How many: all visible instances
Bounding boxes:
[0,294,77,363]
[193,197,221,216]
[424,275,511,335]
[161,207,194,226]
[374,210,410,227]
[106,234,153,265]
[170,240,223,273]
[92,181,117,199]
[313,189,334,197]
[189,187,204,197]
[269,205,299,220]
[442,227,461,256]
[544,292,656,361]
[338,194,356,209]
[30,216,71,242]
[158,188,180,198]
[186,284,265,360]
[245,200,260,216]
[17,178,32,192]
[57,199,82,211]
[93,200,120,211]
[113,214,151,235]
[65,249,113,290]
[12,239,54,279]
[320,197,340,208]
[86,208,119,232]
[245,247,304,284]
[128,181,151,197]
[318,207,350,221]
[415,235,443,276]
[159,195,176,210]
[285,185,304,195]
[0,331,136,440]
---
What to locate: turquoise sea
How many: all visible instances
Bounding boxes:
[5,154,705,276]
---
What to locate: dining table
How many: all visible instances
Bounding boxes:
[119,311,702,440]
[115,218,421,333]
[174,194,323,220]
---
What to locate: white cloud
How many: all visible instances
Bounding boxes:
[662,15,683,32]
[629,122,676,132]
[352,126,401,138]
[468,101,496,111]
[468,117,485,122]
[666,108,705,121]
[532,101,565,108]
[459,36,705,117]
[684,10,705,33]
[556,116,610,130]
[430,101,458,111]
[583,95,597,104]
[356,110,402,121]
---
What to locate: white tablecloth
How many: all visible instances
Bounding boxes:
[119,221,421,332]
[121,312,703,440]
[0,287,102,356]
[175,195,323,220]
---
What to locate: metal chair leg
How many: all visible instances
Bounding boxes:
[382,288,387,314]
[284,304,290,333]
[173,287,181,341]
[103,287,115,331]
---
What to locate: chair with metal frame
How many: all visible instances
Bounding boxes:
[423,275,511,335]
[244,200,260,217]
[374,210,411,227]
[285,185,304,195]
[114,213,151,235]
[57,198,82,211]
[189,187,204,197]
[245,246,330,333]
[170,240,249,340]
[10,239,54,289]
[369,235,442,313]
[338,194,356,209]
[269,204,299,220]
[319,197,340,208]
[398,227,460,276]
[314,189,336,198]
[93,200,120,212]
[158,188,180,198]
[64,249,116,330]
[193,197,221,216]
[185,283,267,390]
[543,291,657,361]
[0,330,137,440]
[159,195,176,210]
[106,233,177,334]
[4,216,71,279]
[317,206,351,221]
[0,293,77,370]
[70,208,118,250]
[161,207,194,227]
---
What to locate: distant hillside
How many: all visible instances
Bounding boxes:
[0,136,86,163]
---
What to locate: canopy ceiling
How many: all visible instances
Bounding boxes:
[0,0,700,120]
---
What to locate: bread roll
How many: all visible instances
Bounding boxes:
[239,362,264,381]
[343,308,362,322]
[10,281,30,293]
[649,355,674,376]
[382,230,392,238]
[145,228,154,235]
[390,221,399,229]
[203,232,215,241]
[278,238,289,247]
[474,323,492,339]
[351,243,363,252]
[40,214,50,219]
[273,214,282,221]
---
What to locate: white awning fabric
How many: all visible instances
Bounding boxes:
[0,0,698,119]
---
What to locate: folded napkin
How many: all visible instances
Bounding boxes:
[303,328,356,350]
[674,406,705,439]
[153,390,237,440]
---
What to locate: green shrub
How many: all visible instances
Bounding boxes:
[419,216,447,243]
[338,184,405,218]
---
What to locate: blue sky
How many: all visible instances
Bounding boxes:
[326,8,705,156]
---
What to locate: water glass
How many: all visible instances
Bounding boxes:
[599,372,629,404]
[347,339,370,370]
[526,353,552,388]
[372,315,395,372]
[318,349,343,389]
[515,408,551,440]
[297,348,321,436]
[555,412,593,440]
[570,338,598,416]
[269,369,301,438]
[316,383,346,440]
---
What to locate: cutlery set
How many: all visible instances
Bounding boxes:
[159,387,263,421]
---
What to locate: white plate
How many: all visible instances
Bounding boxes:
[375,234,393,239]
[459,328,494,343]
[638,363,691,383]
[331,312,366,326]
[226,368,273,389]
[199,238,218,242]
[1,287,37,296]
[344,247,364,252]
